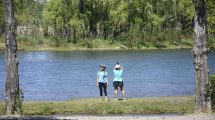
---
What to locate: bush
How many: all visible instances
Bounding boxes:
[209,74,215,110]
[16,35,38,46]
[77,39,94,48]
[209,35,215,49]
[16,35,31,44]
[77,38,112,48]
[0,35,3,42]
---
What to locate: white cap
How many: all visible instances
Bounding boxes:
[100,64,106,68]
[115,64,121,69]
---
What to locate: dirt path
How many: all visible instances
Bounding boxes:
[54,114,215,120]
[0,114,214,120]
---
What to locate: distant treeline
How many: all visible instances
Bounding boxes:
[0,0,215,49]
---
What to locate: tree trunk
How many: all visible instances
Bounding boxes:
[5,0,20,115]
[193,0,211,113]
[79,0,84,14]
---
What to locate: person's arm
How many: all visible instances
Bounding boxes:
[121,65,123,70]
[106,77,109,86]
[96,77,99,87]
[96,72,99,87]
[120,65,124,71]
[106,72,108,86]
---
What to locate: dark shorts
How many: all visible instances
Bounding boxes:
[113,81,123,89]
[99,82,107,87]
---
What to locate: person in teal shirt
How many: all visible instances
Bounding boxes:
[113,62,125,100]
[96,64,108,101]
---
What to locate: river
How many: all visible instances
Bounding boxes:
[0,49,215,101]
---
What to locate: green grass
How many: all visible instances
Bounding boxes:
[0,36,4,51]
[1,34,215,51]
[0,43,3,51]
[0,96,195,115]
[1,31,215,51]
[0,35,194,51]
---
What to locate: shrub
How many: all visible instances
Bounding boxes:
[209,74,215,110]
[16,35,31,44]
[16,35,38,46]
[0,35,3,42]
[77,39,94,48]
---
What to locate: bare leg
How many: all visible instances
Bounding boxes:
[122,89,125,97]
[120,87,125,97]
[114,87,118,97]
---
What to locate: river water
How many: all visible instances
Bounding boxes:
[0,49,215,101]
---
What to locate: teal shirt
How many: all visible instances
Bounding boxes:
[97,71,107,83]
[113,69,123,81]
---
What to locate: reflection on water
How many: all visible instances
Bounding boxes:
[0,49,215,101]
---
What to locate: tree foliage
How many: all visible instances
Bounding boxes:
[0,0,214,48]
[0,1,4,33]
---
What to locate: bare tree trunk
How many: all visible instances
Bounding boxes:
[5,0,20,115]
[193,0,211,113]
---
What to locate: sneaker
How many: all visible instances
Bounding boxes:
[115,97,118,101]
[99,97,102,101]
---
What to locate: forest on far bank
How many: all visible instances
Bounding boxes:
[0,0,215,49]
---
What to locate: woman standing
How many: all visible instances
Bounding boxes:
[113,62,125,100]
[96,64,108,101]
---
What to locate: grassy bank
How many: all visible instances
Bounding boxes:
[0,96,195,115]
[0,40,192,51]
[1,35,215,51]
[0,35,195,51]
